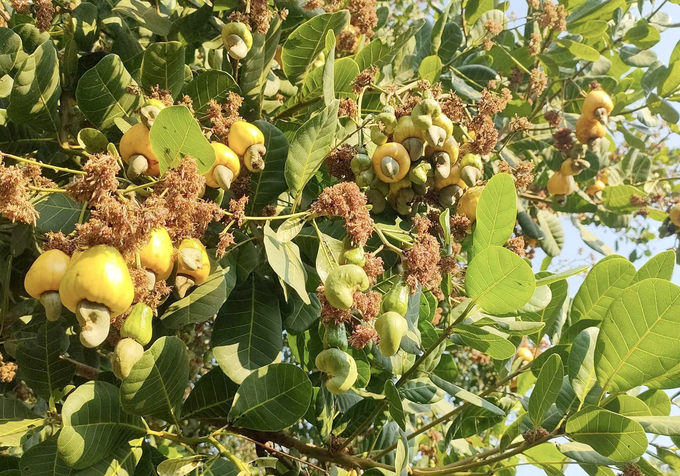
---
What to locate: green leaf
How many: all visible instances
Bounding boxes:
[77,442,141,476]
[160,258,234,329]
[112,0,171,36]
[473,173,516,254]
[602,185,645,213]
[35,194,84,235]
[660,61,680,97]
[619,46,658,67]
[322,31,335,106]
[0,28,21,76]
[183,367,239,420]
[141,42,185,99]
[638,389,671,416]
[604,395,652,417]
[430,375,505,415]
[281,11,349,83]
[632,249,675,283]
[570,255,635,325]
[418,55,442,84]
[468,10,506,43]
[556,39,600,61]
[77,128,109,154]
[537,210,564,257]
[466,246,536,314]
[0,398,42,448]
[565,406,647,462]
[19,436,74,476]
[301,57,360,100]
[596,279,680,393]
[212,278,283,384]
[248,121,290,213]
[71,3,98,52]
[436,23,463,66]
[184,71,239,118]
[629,416,680,436]
[624,20,660,50]
[149,105,216,175]
[453,325,517,359]
[58,381,145,469]
[157,456,207,476]
[282,292,321,334]
[228,363,312,431]
[355,19,425,71]
[16,321,75,400]
[465,0,493,25]
[529,354,563,426]
[398,378,443,404]
[284,100,339,196]
[120,336,190,423]
[7,41,60,134]
[384,380,406,431]
[566,0,625,26]
[239,17,281,118]
[571,218,614,255]
[535,266,588,287]
[447,400,506,441]
[263,224,309,304]
[568,328,599,402]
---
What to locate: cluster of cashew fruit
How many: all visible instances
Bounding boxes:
[24,231,210,359]
[547,90,614,197]
[120,101,266,191]
[356,92,484,218]
[316,244,371,395]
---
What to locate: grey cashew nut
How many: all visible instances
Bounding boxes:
[127,154,149,179]
[76,300,111,348]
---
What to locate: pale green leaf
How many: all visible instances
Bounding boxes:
[568,328,599,403]
[19,436,74,476]
[184,71,239,118]
[355,19,425,71]
[0,29,22,76]
[631,249,675,283]
[149,105,216,175]
[466,246,536,314]
[537,210,564,257]
[263,224,309,304]
[430,374,505,415]
[473,173,516,254]
[35,194,84,235]
[0,398,42,448]
[384,381,405,431]
[418,55,442,84]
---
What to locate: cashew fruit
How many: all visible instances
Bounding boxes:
[372,142,411,183]
[582,90,613,123]
[315,348,358,395]
[112,338,145,379]
[119,123,160,177]
[516,347,534,363]
[375,311,408,357]
[409,160,432,185]
[341,245,366,267]
[24,249,70,321]
[456,186,484,222]
[204,142,241,189]
[547,171,576,195]
[139,99,165,129]
[323,322,348,350]
[139,227,175,284]
[221,22,253,60]
[176,238,210,298]
[559,158,590,176]
[120,302,154,346]
[575,116,606,144]
[324,264,370,310]
[366,189,387,214]
[670,204,680,228]
[228,121,266,173]
[381,280,410,316]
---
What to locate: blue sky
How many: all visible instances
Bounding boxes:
[498,2,680,474]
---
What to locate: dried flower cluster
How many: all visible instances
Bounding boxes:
[207,93,244,138]
[34,0,53,32]
[66,153,120,205]
[404,217,442,295]
[326,144,356,182]
[347,0,378,37]
[529,68,548,98]
[537,0,567,32]
[0,160,41,225]
[528,32,542,55]
[310,182,374,247]
[509,115,532,132]
[352,67,378,94]
[553,128,574,151]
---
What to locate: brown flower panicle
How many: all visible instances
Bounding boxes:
[310,182,374,247]
[326,144,356,182]
[229,196,249,227]
[66,153,119,206]
[352,290,381,321]
[352,67,378,94]
[146,86,174,107]
[404,218,442,294]
[0,160,41,225]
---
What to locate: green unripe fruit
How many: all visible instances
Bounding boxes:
[315,348,358,395]
[351,152,373,174]
[222,22,253,60]
[375,312,408,357]
[378,107,398,134]
[112,338,145,379]
[120,302,154,346]
[355,169,375,188]
[460,153,483,170]
[381,280,410,316]
[366,189,387,214]
[409,161,432,185]
[323,322,348,350]
[370,125,388,146]
[324,265,370,310]
[342,245,366,267]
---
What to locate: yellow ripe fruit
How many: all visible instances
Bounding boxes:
[456,185,484,222]
[228,121,266,173]
[372,142,411,183]
[582,90,614,119]
[392,115,425,143]
[119,123,160,176]
[177,238,210,285]
[59,245,134,318]
[139,228,175,281]
[24,249,70,299]
[575,116,606,144]
[670,204,680,228]
[516,347,534,363]
[204,142,241,189]
[547,171,576,195]
[586,180,606,197]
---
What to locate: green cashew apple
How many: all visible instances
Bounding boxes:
[323,322,348,350]
[375,311,408,357]
[315,348,358,395]
[112,338,145,379]
[324,265,370,310]
[120,302,154,346]
[341,245,366,267]
[381,280,410,316]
